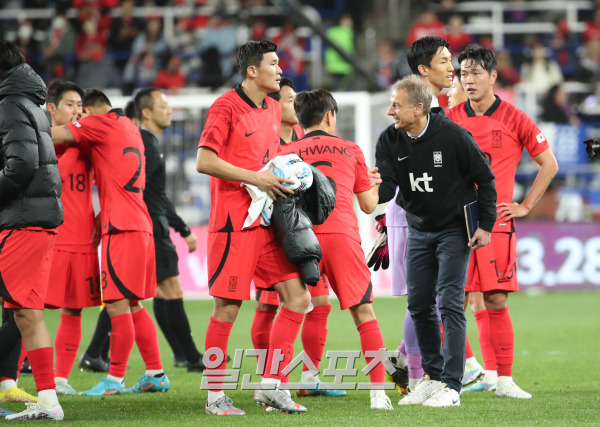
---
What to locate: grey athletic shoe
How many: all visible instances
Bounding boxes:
[253,387,307,414]
[205,396,245,416]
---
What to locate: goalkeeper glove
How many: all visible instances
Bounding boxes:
[366,214,389,271]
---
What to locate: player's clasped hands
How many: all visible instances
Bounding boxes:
[369,167,382,188]
[256,165,296,200]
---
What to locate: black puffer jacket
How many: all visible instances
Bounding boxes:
[271,166,336,286]
[0,63,63,230]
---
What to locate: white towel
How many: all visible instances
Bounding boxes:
[242,154,313,229]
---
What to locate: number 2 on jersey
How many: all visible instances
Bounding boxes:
[122,147,142,193]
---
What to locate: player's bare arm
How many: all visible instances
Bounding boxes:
[196,147,295,200]
[357,186,380,215]
[497,149,558,221]
[50,125,75,144]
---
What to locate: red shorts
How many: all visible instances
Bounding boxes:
[466,232,518,293]
[207,227,299,300]
[0,229,54,310]
[318,234,373,310]
[255,274,330,306]
[45,249,101,309]
[101,231,156,302]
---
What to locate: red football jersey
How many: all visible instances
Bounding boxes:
[198,87,282,232]
[54,145,96,252]
[281,130,371,242]
[446,97,551,232]
[66,110,152,235]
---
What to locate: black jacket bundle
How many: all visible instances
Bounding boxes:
[376,108,496,233]
[271,165,336,285]
[0,64,63,230]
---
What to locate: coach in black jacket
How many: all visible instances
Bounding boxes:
[376,75,496,406]
[0,40,64,419]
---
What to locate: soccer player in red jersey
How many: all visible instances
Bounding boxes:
[281,89,393,410]
[0,40,64,420]
[446,45,558,398]
[250,77,345,399]
[196,41,310,415]
[51,89,169,396]
[44,80,102,396]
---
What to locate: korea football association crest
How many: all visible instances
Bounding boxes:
[433,151,443,167]
[492,130,502,148]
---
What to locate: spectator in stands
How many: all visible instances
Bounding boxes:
[13,18,42,73]
[74,43,120,89]
[154,55,186,92]
[406,9,446,47]
[272,20,307,90]
[541,84,580,125]
[107,0,143,72]
[520,42,564,100]
[198,47,224,91]
[446,15,472,56]
[325,13,355,90]
[377,39,397,89]
[123,17,169,93]
[42,7,77,80]
[583,8,600,44]
[495,50,520,87]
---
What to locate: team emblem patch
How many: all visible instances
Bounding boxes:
[536,132,546,143]
[433,151,442,167]
[492,130,502,148]
[73,121,82,128]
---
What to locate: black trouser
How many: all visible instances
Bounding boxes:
[0,307,22,380]
[406,225,471,392]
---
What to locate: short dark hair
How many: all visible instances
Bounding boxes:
[267,77,295,102]
[453,67,461,82]
[237,40,277,80]
[47,80,84,106]
[124,100,137,121]
[133,87,159,120]
[0,40,26,81]
[406,36,449,75]
[82,88,112,108]
[457,44,497,74]
[294,89,338,129]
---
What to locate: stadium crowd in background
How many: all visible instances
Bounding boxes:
[1,0,600,122]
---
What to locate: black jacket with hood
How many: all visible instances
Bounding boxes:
[0,63,63,230]
[376,108,496,233]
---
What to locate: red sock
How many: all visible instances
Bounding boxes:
[26,347,55,392]
[251,308,276,351]
[264,306,304,381]
[357,319,385,384]
[474,309,496,371]
[16,342,26,380]
[301,304,330,371]
[465,335,474,359]
[132,307,162,370]
[54,313,82,379]
[205,316,233,392]
[440,322,445,347]
[108,313,135,378]
[487,307,514,376]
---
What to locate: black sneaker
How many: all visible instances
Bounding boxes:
[79,353,109,372]
[20,358,32,375]
[173,355,187,368]
[186,356,206,372]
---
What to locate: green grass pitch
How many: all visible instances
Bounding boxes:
[4,291,600,425]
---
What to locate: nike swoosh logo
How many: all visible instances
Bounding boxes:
[452,398,459,404]
[141,384,154,391]
[398,156,409,162]
[245,131,256,137]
